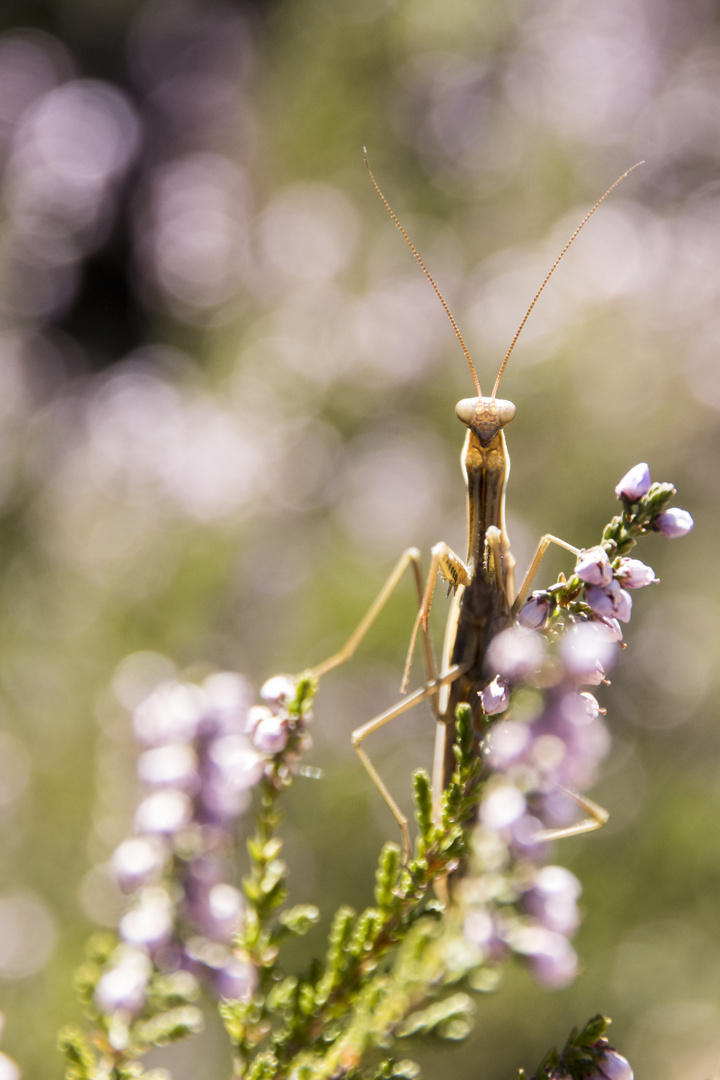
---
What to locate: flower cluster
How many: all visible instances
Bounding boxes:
[462,464,693,988]
[95,670,312,1019]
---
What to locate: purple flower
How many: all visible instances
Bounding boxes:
[517,592,552,630]
[133,682,206,747]
[480,676,510,715]
[524,866,581,935]
[203,672,254,735]
[592,614,623,643]
[94,946,152,1015]
[112,836,168,893]
[252,711,290,755]
[134,789,193,834]
[654,507,694,538]
[593,1050,634,1080]
[119,888,174,950]
[614,557,657,588]
[260,674,296,706]
[514,925,579,988]
[137,743,198,789]
[208,734,265,791]
[575,546,613,586]
[615,462,651,500]
[486,719,531,769]
[586,579,632,623]
[463,909,507,962]
[486,626,547,680]
[560,621,619,681]
[480,783,527,829]
[213,954,258,1000]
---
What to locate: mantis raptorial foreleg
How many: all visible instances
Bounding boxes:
[401,541,471,695]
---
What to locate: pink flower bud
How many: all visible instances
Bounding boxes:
[480,676,510,715]
[614,557,657,588]
[654,507,694,538]
[615,462,651,500]
[575,546,613,586]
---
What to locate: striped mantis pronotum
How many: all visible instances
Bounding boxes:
[306,157,642,861]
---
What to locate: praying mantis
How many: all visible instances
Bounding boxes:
[305,157,642,861]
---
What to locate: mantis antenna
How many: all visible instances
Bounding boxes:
[364,149,644,401]
[363,148,481,396]
[491,161,645,399]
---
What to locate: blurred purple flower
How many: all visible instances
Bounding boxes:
[486,626,546,680]
[515,925,579,988]
[94,946,152,1015]
[112,836,168,893]
[103,668,312,1008]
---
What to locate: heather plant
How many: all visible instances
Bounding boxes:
[50,465,692,1080]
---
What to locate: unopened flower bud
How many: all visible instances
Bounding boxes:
[653,507,694,538]
[615,462,651,500]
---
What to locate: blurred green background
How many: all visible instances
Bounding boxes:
[0,0,716,1076]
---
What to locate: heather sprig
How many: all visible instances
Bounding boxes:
[57,464,691,1080]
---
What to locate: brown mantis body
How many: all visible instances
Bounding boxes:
[307,158,641,860]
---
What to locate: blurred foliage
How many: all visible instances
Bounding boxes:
[0,0,715,1077]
